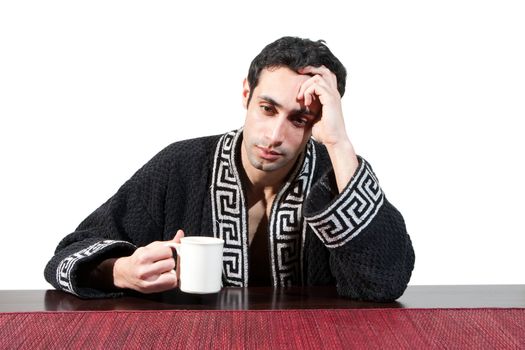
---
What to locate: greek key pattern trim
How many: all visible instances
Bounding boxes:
[56,240,132,295]
[269,140,315,287]
[211,130,247,287]
[305,158,384,248]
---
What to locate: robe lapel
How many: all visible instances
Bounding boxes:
[211,129,316,287]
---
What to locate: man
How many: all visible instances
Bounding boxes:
[45,36,415,301]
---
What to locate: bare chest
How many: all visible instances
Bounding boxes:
[247,197,274,245]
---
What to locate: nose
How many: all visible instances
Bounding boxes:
[267,116,286,147]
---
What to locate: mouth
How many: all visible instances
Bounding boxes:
[256,146,282,161]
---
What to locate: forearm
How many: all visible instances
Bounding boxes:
[304,150,414,301]
[324,137,359,193]
[329,201,415,301]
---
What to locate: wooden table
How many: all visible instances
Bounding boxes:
[1,285,525,312]
[1,286,524,348]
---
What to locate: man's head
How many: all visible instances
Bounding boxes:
[241,37,346,178]
[245,36,347,107]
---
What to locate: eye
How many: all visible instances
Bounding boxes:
[260,104,275,115]
[292,116,309,128]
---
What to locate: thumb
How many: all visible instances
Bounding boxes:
[172,229,185,243]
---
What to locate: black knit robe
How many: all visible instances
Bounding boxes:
[44,129,415,301]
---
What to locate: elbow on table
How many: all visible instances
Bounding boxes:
[336,277,411,303]
[335,253,415,302]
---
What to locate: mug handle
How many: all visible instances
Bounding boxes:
[164,242,182,277]
[164,242,181,256]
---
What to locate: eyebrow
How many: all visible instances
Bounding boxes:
[258,95,317,117]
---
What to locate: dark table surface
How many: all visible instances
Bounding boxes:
[1,285,524,312]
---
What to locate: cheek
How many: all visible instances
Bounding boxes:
[245,113,257,126]
[244,111,262,138]
[245,110,268,131]
[287,129,310,150]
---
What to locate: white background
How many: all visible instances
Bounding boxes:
[1,1,524,290]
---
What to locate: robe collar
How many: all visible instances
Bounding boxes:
[210,129,316,287]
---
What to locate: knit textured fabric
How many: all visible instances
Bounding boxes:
[44,130,415,301]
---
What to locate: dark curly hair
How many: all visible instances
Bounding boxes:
[246,36,347,106]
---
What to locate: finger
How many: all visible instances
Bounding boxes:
[158,269,178,289]
[299,66,338,90]
[304,83,328,107]
[167,229,184,278]
[297,75,317,100]
[297,75,331,101]
[141,270,178,293]
[171,229,185,242]
[162,229,185,253]
[305,88,313,107]
[141,243,176,262]
[299,65,332,77]
[139,257,176,281]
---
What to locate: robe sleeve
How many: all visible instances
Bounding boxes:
[44,145,174,299]
[304,156,415,302]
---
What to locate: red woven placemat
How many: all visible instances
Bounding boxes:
[1,308,524,349]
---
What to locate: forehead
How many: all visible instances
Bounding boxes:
[255,67,310,97]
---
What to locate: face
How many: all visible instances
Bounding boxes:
[241,67,321,174]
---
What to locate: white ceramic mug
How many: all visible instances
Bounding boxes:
[165,236,224,294]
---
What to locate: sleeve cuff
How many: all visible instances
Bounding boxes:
[304,156,385,248]
[56,240,136,297]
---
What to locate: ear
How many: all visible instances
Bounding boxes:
[242,78,250,109]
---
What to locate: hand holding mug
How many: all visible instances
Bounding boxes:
[113,230,185,293]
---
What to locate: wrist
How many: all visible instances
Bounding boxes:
[324,136,354,155]
[112,257,128,289]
